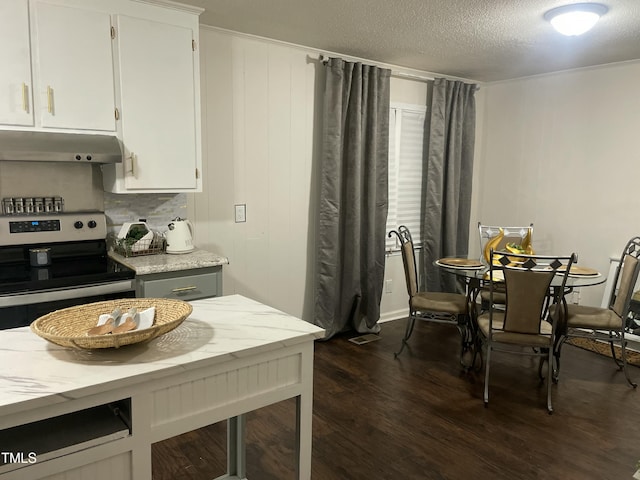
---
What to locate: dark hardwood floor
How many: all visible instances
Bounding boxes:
[152,319,640,479]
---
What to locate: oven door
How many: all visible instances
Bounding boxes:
[0,280,135,330]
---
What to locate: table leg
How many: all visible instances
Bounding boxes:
[215,415,247,480]
[296,394,313,480]
[466,277,483,371]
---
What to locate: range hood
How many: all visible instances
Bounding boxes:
[0,131,122,164]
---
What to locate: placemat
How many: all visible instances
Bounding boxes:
[559,265,600,276]
[438,257,483,268]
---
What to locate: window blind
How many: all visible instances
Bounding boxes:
[386,105,426,250]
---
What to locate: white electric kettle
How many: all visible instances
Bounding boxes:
[165,217,194,254]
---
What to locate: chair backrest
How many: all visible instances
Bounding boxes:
[478,223,534,264]
[488,250,575,335]
[388,225,419,297]
[609,237,640,318]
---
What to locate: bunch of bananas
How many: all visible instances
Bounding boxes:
[483,228,534,265]
[483,228,504,264]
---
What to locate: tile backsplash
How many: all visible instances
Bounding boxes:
[104,192,187,235]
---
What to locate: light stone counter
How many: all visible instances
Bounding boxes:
[108,248,229,275]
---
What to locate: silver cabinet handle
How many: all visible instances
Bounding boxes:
[171,286,198,293]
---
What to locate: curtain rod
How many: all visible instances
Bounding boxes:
[318,54,480,89]
[319,54,435,83]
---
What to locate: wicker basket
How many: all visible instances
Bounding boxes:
[31,298,192,349]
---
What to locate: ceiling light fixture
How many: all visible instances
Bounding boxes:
[544,3,608,36]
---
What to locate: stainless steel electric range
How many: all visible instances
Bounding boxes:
[0,212,135,329]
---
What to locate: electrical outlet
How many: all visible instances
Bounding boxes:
[385,279,393,293]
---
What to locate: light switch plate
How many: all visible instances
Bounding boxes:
[234,204,246,223]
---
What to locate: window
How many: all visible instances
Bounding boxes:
[386,103,427,250]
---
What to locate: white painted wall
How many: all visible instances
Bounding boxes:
[190,27,318,320]
[473,60,640,307]
[190,27,432,322]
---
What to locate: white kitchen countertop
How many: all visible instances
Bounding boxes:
[0,294,324,418]
[108,248,229,275]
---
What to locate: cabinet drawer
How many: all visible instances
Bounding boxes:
[139,271,218,301]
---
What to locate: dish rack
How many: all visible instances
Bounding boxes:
[109,231,166,257]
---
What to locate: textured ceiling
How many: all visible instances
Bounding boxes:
[182,0,640,82]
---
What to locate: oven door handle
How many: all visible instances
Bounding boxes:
[0,280,135,308]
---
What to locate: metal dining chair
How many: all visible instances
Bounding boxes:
[478,249,576,413]
[388,225,469,360]
[552,236,640,388]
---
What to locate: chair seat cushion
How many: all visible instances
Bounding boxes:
[477,312,553,347]
[411,292,467,314]
[551,304,622,330]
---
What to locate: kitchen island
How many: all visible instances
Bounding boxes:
[0,295,324,479]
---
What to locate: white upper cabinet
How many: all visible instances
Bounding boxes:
[0,0,116,132]
[31,1,116,131]
[104,12,202,193]
[0,0,34,126]
[0,0,202,193]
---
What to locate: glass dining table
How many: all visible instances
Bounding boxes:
[436,258,607,290]
[435,257,607,369]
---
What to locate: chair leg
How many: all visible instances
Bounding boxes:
[608,333,637,387]
[546,347,554,414]
[472,335,484,372]
[537,351,546,383]
[483,343,492,407]
[609,332,624,369]
[553,335,567,383]
[394,315,416,358]
[620,337,638,388]
[457,315,476,369]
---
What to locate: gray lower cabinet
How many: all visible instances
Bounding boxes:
[135,266,222,300]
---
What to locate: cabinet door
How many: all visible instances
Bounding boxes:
[115,15,197,190]
[0,0,33,126]
[32,1,115,131]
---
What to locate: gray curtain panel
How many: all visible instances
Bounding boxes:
[423,78,477,293]
[314,58,391,339]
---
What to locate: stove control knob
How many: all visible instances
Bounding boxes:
[74,221,84,229]
[88,220,97,229]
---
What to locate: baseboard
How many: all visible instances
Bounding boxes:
[379,308,408,324]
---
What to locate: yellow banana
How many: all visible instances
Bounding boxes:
[521,228,531,249]
[484,228,504,263]
[521,228,534,254]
